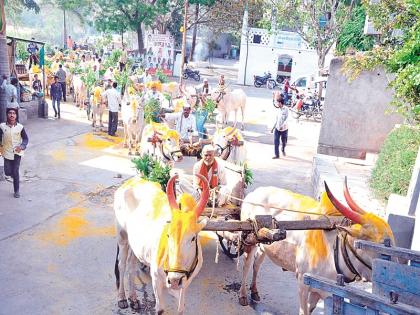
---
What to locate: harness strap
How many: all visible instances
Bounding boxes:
[334,234,357,283]
[345,235,372,270]
[164,237,199,280]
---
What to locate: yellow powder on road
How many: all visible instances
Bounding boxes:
[80,133,122,150]
[50,149,66,161]
[38,207,115,246]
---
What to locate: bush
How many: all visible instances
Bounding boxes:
[370,125,420,200]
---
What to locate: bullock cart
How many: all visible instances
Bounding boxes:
[304,239,420,315]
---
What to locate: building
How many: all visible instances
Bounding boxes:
[237,9,332,85]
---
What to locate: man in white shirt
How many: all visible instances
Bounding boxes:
[1,75,19,109]
[102,82,121,136]
[271,95,289,158]
[162,103,197,142]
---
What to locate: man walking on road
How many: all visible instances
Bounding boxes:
[50,76,62,118]
[102,82,121,136]
[56,64,67,102]
[271,94,289,159]
[0,108,29,198]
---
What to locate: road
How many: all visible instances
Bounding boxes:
[0,82,323,315]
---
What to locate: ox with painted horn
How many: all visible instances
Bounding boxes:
[239,179,394,315]
[114,174,210,314]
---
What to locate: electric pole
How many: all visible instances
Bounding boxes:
[180,0,189,84]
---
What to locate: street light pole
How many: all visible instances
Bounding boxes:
[180,0,189,84]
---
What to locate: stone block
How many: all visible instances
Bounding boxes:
[387,212,415,249]
[407,147,420,216]
[18,108,27,124]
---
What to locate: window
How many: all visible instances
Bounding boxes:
[252,35,262,44]
[296,78,307,87]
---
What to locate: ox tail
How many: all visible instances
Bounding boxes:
[114,244,120,289]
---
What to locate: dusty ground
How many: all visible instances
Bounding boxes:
[0,71,326,314]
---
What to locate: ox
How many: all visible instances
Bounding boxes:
[212,126,247,165]
[239,179,395,315]
[140,123,183,162]
[114,174,210,314]
[211,89,246,130]
[72,75,87,109]
[121,92,144,155]
[91,86,106,129]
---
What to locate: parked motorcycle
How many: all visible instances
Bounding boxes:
[183,67,201,81]
[292,94,323,122]
[253,72,272,88]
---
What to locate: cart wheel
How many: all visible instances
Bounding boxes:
[217,234,244,259]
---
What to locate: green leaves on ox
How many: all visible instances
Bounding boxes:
[132,154,171,190]
[144,98,161,123]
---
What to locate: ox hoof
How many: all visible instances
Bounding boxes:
[251,291,260,301]
[135,151,140,156]
[118,299,128,309]
[129,298,141,311]
[239,296,248,306]
[157,310,164,315]
[128,151,133,156]
[123,144,128,148]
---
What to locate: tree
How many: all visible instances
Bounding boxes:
[336,5,374,54]
[91,0,170,53]
[44,0,89,49]
[273,0,356,71]
[1,0,39,122]
[342,0,420,122]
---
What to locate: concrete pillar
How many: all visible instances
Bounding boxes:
[407,147,420,216]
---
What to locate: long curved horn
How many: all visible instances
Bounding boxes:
[324,181,364,224]
[194,174,210,217]
[166,175,179,210]
[343,176,366,214]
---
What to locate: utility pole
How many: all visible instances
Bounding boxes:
[180,0,189,84]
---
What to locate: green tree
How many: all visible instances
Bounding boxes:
[336,5,374,54]
[342,0,419,121]
[273,0,356,71]
[92,0,170,53]
[1,0,39,122]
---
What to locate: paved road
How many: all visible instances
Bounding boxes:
[0,83,322,315]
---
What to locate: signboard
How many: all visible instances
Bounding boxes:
[144,32,175,76]
[273,31,303,50]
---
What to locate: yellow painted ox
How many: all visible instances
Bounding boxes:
[140,123,183,162]
[121,88,144,155]
[212,126,247,165]
[239,179,395,315]
[90,86,106,129]
[114,174,210,313]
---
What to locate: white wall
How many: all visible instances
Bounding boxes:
[237,45,322,85]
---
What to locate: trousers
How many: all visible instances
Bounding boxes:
[274,128,288,157]
[59,82,66,101]
[52,98,61,116]
[108,111,118,135]
[4,155,22,193]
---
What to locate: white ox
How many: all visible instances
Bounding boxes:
[72,75,87,109]
[90,87,106,129]
[114,174,210,314]
[122,94,145,155]
[212,126,247,165]
[140,123,183,162]
[212,89,246,130]
[238,179,395,315]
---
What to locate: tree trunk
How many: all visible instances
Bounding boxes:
[63,9,67,49]
[180,0,189,84]
[0,0,9,123]
[137,24,144,54]
[189,4,199,61]
[317,52,326,98]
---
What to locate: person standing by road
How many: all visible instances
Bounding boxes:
[0,108,29,198]
[271,95,289,159]
[27,38,39,70]
[56,64,67,102]
[1,75,19,109]
[50,76,62,118]
[119,46,128,72]
[102,82,121,136]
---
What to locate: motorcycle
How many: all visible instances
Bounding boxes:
[253,72,272,88]
[292,93,323,122]
[183,67,201,81]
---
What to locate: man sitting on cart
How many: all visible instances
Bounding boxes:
[192,145,231,207]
